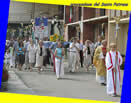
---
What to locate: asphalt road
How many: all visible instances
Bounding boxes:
[6,65,122,102]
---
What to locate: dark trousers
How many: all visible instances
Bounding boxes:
[46,49,51,65]
[43,49,51,66]
[43,56,47,66]
[80,50,83,67]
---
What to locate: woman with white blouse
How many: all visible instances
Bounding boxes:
[83,40,92,71]
[36,40,46,73]
[28,39,36,72]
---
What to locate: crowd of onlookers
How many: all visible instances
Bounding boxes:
[4,36,101,72]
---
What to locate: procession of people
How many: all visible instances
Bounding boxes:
[4,35,123,97]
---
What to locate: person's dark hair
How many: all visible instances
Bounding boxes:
[19,41,24,47]
[6,48,10,53]
[10,43,13,47]
[57,42,62,48]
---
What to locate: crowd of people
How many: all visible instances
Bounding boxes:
[4,35,123,97]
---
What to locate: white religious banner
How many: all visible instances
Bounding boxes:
[34,17,48,40]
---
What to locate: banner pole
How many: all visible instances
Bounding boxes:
[114,16,120,94]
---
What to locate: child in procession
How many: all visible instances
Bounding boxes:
[4,49,11,69]
[9,43,15,68]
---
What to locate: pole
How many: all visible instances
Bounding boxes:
[59,56,62,78]
[31,20,35,43]
[59,48,63,79]
[114,17,120,94]
[115,25,118,94]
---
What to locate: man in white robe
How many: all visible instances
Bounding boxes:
[105,43,123,97]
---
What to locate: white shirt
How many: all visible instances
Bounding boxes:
[27,44,36,55]
[70,42,80,52]
[79,43,83,50]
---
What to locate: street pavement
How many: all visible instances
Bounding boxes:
[5,63,123,103]
[5,71,35,95]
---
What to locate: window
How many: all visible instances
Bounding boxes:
[79,7,81,20]
[100,9,105,16]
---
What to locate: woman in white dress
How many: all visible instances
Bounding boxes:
[28,39,36,72]
[54,42,65,79]
[36,40,46,73]
[83,40,92,71]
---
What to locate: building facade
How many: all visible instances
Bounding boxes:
[64,6,108,43]
[7,1,64,38]
[9,1,62,23]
